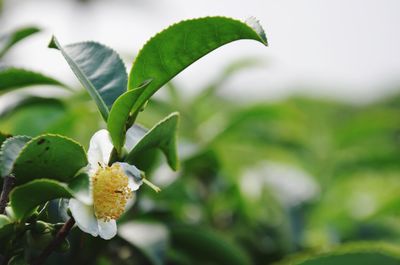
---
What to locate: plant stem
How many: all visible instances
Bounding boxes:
[31,217,75,265]
[0,175,16,214]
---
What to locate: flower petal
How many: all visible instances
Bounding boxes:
[117,162,143,191]
[98,219,117,240]
[69,199,99,237]
[125,124,147,151]
[125,191,137,211]
[88,129,114,173]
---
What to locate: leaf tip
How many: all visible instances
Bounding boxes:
[48,35,59,50]
[245,17,268,46]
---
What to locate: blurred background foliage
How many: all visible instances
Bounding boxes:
[1,6,400,265]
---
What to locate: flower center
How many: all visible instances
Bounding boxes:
[92,163,132,222]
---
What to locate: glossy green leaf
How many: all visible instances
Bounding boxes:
[127,16,267,115]
[49,36,127,120]
[108,83,149,153]
[281,243,400,265]
[10,179,73,220]
[13,134,87,184]
[125,113,179,170]
[0,135,31,177]
[170,225,251,265]
[119,221,169,265]
[0,67,67,93]
[0,26,40,58]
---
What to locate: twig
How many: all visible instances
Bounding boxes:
[31,217,75,265]
[0,175,16,214]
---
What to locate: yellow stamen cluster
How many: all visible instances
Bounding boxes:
[92,163,132,222]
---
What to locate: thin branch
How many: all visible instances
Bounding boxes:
[31,217,75,265]
[0,174,16,214]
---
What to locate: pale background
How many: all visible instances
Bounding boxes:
[1,0,400,103]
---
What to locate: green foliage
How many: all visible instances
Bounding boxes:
[10,179,73,220]
[0,222,14,252]
[0,67,67,93]
[0,100,67,136]
[2,14,400,265]
[0,135,31,177]
[0,214,10,228]
[170,226,251,265]
[128,16,267,118]
[0,132,8,146]
[125,112,179,170]
[108,85,147,153]
[0,26,40,58]
[280,243,400,265]
[13,134,87,184]
[49,37,127,121]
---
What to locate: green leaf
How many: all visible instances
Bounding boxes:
[0,96,62,118]
[0,135,31,177]
[0,214,10,228]
[127,16,267,115]
[119,221,169,265]
[125,113,179,170]
[13,134,87,184]
[0,132,9,147]
[108,82,150,153]
[0,67,67,93]
[0,100,66,136]
[49,36,127,120]
[0,26,40,58]
[170,225,251,265]
[280,243,400,265]
[10,179,73,220]
[0,222,14,252]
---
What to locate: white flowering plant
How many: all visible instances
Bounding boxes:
[0,17,267,264]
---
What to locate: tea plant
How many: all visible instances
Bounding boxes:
[2,15,400,265]
[0,17,267,264]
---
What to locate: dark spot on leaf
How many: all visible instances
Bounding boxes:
[45,146,50,151]
[37,139,46,145]
[26,160,33,163]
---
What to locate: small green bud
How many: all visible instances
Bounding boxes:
[33,221,52,234]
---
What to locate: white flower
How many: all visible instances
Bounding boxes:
[69,127,158,240]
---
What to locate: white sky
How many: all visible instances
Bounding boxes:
[1,0,400,103]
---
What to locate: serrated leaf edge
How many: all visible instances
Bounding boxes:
[49,36,117,120]
[128,16,268,90]
[12,133,88,175]
[0,135,32,177]
[126,112,180,170]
